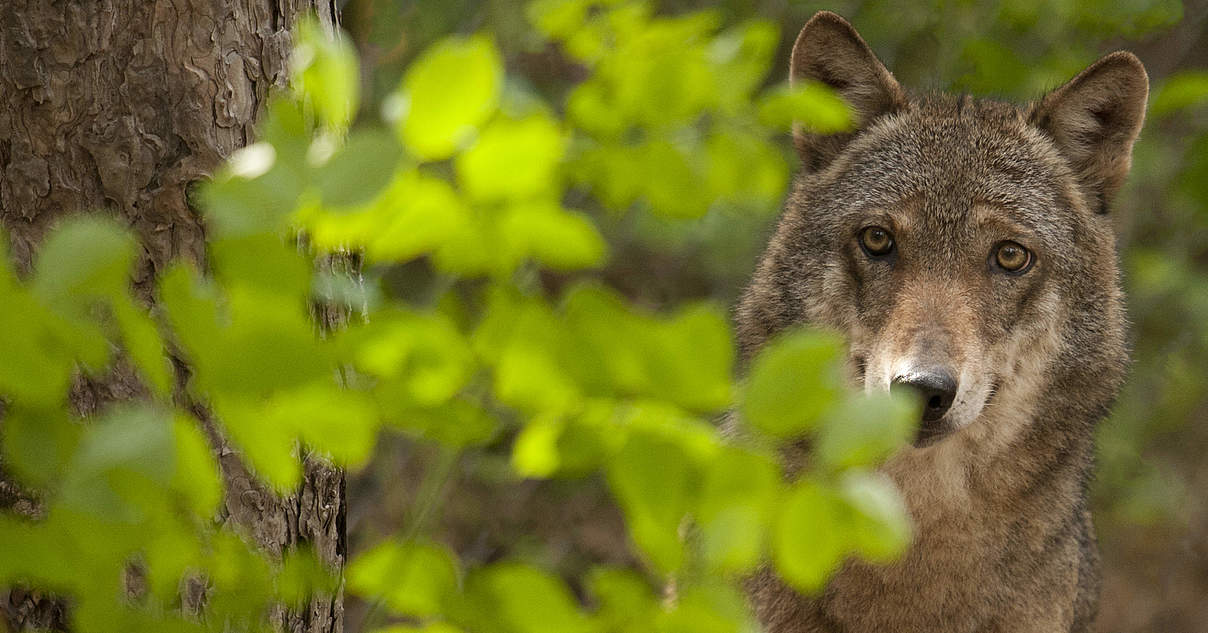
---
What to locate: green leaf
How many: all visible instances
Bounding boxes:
[814,390,919,471]
[758,82,853,133]
[370,625,466,633]
[348,540,460,618]
[201,166,302,238]
[292,18,360,131]
[277,548,339,606]
[111,294,172,397]
[499,202,607,271]
[606,430,700,573]
[0,407,80,491]
[456,114,565,201]
[586,567,658,632]
[60,405,175,522]
[377,398,498,449]
[644,303,733,411]
[460,562,593,633]
[837,471,912,562]
[315,129,405,207]
[397,35,503,160]
[171,414,222,518]
[214,395,303,492]
[260,382,381,469]
[658,582,752,633]
[0,283,103,406]
[349,310,474,407]
[696,447,780,573]
[511,414,564,478]
[303,169,471,264]
[210,232,311,301]
[31,215,136,308]
[741,329,846,439]
[773,480,846,594]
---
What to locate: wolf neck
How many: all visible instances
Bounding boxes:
[889,359,1108,527]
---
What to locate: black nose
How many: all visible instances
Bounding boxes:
[892,370,957,422]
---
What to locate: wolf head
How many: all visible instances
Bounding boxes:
[738,12,1146,451]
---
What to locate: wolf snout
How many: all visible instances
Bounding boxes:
[891,369,957,423]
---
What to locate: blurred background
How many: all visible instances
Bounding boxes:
[337,1,1208,631]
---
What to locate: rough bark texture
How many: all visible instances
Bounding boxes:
[0,1,344,631]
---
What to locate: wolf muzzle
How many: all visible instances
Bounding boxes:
[891,369,957,446]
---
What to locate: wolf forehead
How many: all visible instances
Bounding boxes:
[803,94,1088,237]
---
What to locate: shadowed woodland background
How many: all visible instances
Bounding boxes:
[338,1,1208,631]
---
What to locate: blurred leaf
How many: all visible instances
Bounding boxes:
[31,215,135,309]
[814,391,919,472]
[741,329,845,439]
[278,548,339,606]
[397,35,503,160]
[315,129,405,207]
[292,18,360,131]
[587,566,658,631]
[60,405,174,522]
[111,294,172,396]
[501,202,607,271]
[349,310,474,407]
[348,540,460,618]
[371,625,466,633]
[757,82,853,133]
[837,471,912,562]
[459,562,593,633]
[260,383,381,468]
[0,407,80,491]
[607,430,699,573]
[305,169,471,264]
[696,447,780,573]
[512,414,564,478]
[171,414,222,518]
[457,114,566,201]
[201,166,302,238]
[773,480,845,594]
[379,399,498,448]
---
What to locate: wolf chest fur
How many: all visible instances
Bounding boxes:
[737,12,1147,633]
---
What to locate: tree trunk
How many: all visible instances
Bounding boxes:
[0,2,344,631]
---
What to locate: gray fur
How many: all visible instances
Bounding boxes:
[738,12,1147,633]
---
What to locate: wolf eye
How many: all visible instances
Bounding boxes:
[859,226,895,257]
[993,241,1033,273]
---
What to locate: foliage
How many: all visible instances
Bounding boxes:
[0,3,920,632]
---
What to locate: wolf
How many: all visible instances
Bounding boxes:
[736,11,1147,633]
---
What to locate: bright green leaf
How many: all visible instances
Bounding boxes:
[397,35,503,160]
[741,329,846,439]
[758,82,853,133]
[773,479,846,594]
[814,390,919,471]
[457,114,565,201]
[292,18,360,131]
[837,471,913,562]
[347,540,460,618]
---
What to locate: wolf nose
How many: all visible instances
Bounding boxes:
[892,371,957,422]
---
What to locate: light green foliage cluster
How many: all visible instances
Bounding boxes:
[0,2,922,632]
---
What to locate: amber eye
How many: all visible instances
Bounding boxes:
[993,241,1033,273]
[859,226,895,257]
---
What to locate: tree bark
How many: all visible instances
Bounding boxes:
[0,2,344,631]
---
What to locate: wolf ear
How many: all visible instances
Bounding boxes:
[790,11,906,172]
[1030,52,1148,214]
